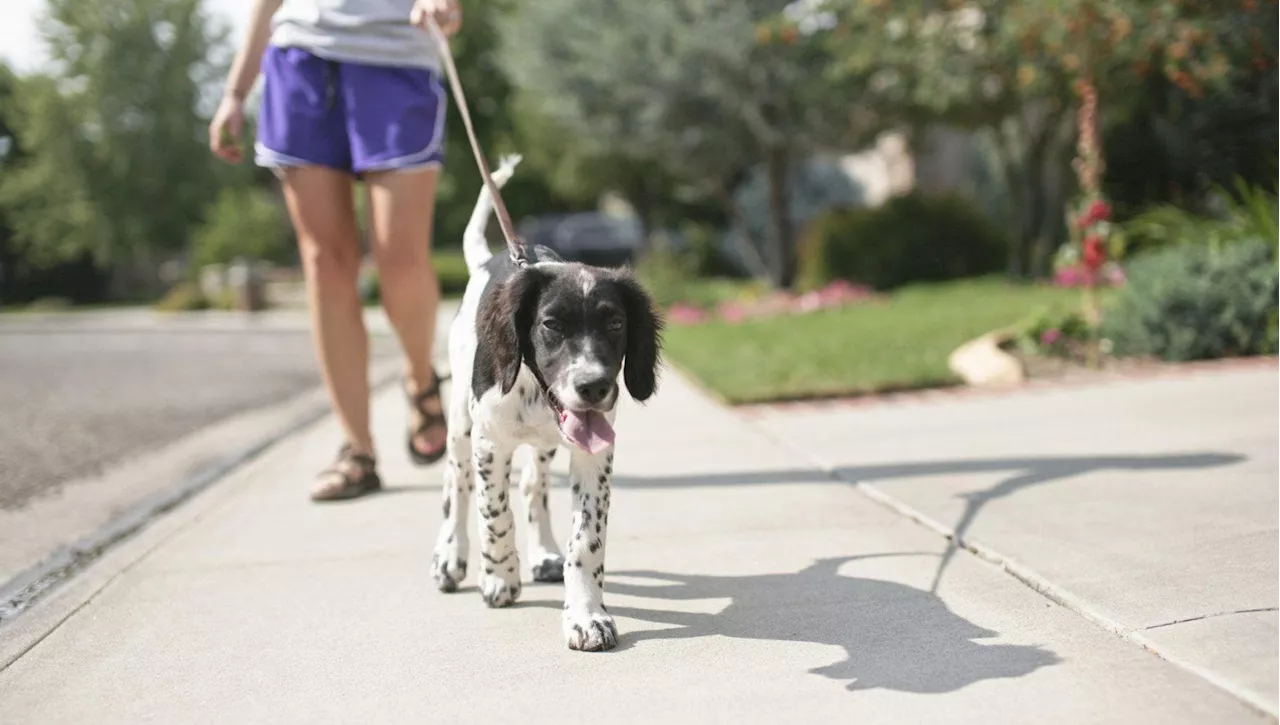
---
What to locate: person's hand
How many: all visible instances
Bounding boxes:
[209,94,246,164]
[410,0,462,37]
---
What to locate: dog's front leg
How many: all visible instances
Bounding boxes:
[474,430,521,607]
[520,446,565,582]
[432,398,474,592]
[562,448,616,651]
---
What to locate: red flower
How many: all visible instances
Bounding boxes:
[1087,199,1111,224]
[1077,199,1111,228]
[1082,235,1107,271]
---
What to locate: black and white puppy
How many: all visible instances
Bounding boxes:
[432,156,663,651]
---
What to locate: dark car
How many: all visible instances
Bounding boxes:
[518,212,643,268]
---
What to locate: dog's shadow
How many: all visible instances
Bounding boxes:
[530,553,1059,693]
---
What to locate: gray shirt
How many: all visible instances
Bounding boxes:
[270,0,439,71]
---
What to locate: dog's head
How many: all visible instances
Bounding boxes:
[475,262,663,452]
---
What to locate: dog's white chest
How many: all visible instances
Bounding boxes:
[476,375,562,450]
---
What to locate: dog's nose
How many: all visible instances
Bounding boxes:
[574,376,614,406]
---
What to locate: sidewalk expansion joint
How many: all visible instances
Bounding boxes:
[1141,607,1279,632]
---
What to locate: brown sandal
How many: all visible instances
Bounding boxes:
[311,444,382,502]
[407,372,448,466]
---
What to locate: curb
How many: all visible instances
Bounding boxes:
[0,358,404,627]
[737,355,1278,417]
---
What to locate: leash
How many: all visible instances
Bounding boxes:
[424,19,531,268]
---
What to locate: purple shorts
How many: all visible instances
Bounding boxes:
[255,45,446,175]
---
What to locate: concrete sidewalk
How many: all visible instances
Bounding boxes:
[0,366,1273,723]
[748,363,1278,715]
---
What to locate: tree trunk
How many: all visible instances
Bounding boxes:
[764,145,794,289]
[995,125,1029,278]
[713,184,771,280]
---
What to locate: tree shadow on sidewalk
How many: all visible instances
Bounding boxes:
[597,553,1059,693]
[603,452,1243,593]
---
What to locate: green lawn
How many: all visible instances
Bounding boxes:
[662,277,1088,404]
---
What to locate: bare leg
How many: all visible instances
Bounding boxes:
[364,168,446,461]
[280,167,375,497]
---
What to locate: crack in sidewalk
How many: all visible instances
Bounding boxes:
[1142,607,1279,632]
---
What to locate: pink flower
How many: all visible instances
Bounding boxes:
[1054,266,1086,288]
[667,303,707,325]
[1102,263,1126,287]
[1040,329,1063,346]
[718,301,747,323]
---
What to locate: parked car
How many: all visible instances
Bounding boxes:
[518,212,643,268]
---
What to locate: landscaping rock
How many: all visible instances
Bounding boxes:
[948,332,1025,388]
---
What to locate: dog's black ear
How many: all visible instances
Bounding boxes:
[475,268,544,396]
[615,273,664,402]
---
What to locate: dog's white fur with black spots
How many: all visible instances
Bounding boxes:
[432,156,663,651]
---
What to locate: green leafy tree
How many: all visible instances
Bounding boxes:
[802,0,1277,276]
[0,0,223,292]
[429,0,570,249]
[500,0,863,288]
[192,186,293,268]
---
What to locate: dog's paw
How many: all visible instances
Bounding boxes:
[530,553,565,583]
[563,607,618,652]
[479,570,522,608]
[432,552,467,593]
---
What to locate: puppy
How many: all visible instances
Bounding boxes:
[432,156,663,651]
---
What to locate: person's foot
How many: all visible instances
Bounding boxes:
[407,373,448,465]
[311,444,382,501]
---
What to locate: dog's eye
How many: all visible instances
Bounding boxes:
[542,319,564,333]
[606,317,624,333]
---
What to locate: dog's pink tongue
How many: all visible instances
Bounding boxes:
[560,410,615,454]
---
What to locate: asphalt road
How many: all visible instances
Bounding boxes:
[0,311,401,510]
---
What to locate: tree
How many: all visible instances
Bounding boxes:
[499,0,864,288]
[427,0,572,250]
[0,0,223,291]
[804,0,1278,276]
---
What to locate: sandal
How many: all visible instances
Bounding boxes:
[311,444,382,502]
[407,371,449,466]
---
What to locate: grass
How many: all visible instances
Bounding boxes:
[662,277,1092,405]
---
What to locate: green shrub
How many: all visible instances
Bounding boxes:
[434,249,471,296]
[1102,240,1279,362]
[635,243,696,309]
[155,282,209,312]
[193,187,293,269]
[1013,306,1094,360]
[1119,181,1279,259]
[20,296,74,312]
[797,192,1008,291]
[681,222,747,279]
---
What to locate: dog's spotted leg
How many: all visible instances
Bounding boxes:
[432,408,473,592]
[562,448,616,651]
[520,447,564,582]
[474,433,521,607]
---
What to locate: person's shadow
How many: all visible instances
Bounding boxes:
[592,553,1059,693]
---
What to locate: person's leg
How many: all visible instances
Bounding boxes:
[280,166,376,467]
[363,167,446,460]
[339,54,448,463]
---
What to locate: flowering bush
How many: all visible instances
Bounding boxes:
[1015,307,1095,361]
[666,279,877,326]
